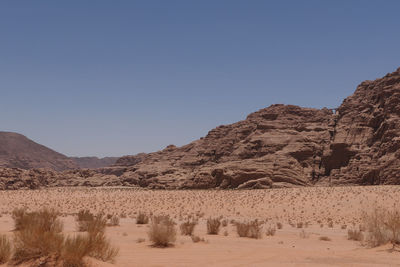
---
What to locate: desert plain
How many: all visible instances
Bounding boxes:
[0,186,399,267]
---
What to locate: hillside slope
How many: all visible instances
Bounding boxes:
[0,132,78,171]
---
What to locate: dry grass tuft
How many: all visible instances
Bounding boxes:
[363,207,400,248]
[12,208,64,265]
[0,234,11,264]
[179,221,197,236]
[148,216,177,247]
[136,212,149,224]
[206,218,221,235]
[236,220,262,239]
[347,229,364,241]
[109,215,120,226]
[11,208,118,266]
[191,235,205,243]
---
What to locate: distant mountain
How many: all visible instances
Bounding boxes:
[70,157,118,169]
[0,132,78,171]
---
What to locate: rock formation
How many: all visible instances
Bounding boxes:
[0,67,399,189]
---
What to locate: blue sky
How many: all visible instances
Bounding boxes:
[1,1,399,157]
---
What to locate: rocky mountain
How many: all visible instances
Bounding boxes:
[105,67,400,189]
[70,157,118,169]
[0,67,399,190]
[0,132,78,171]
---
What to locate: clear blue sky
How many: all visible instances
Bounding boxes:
[1,1,399,157]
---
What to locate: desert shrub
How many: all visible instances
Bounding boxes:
[109,215,120,226]
[347,229,364,241]
[236,220,262,239]
[76,210,96,232]
[191,235,205,243]
[207,218,221,235]
[363,207,390,247]
[136,212,149,224]
[77,210,94,222]
[0,235,11,264]
[148,216,177,247]
[12,209,64,265]
[11,208,29,231]
[276,222,283,229]
[296,222,303,228]
[12,208,118,266]
[86,231,119,262]
[265,225,276,236]
[319,236,331,241]
[221,219,228,227]
[180,221,197,236]
[62,235,91,267]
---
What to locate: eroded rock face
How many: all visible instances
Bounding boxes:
[1,67,399,190]
[110,67,400,189]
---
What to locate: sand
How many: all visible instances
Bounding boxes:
[0,186,399,266]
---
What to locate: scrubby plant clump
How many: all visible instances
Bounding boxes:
[207,218,221,235]
[10,208,118,267]
[236,220,263,239]
[0,234,11,264]
[148,215,177,247]
[136,212,149,224]
[180,220,197,236]
[363,207,400,248]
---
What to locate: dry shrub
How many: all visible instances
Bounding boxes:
[148,216,177,247]
[221,219,228,227]
[362,207,400,248]
[319,236,331,241]
[109,215,120,227]
[11,208,118,266]
[191,235,205,243]
[207,218,221,235]
[0,234,11,264]
[276,222,283,229]
[236,220,262,239]
[12,208,64,265]
[180,221,197,236]
[347,229,364,241]
[86,231,119,262]
[136,212,149,224]
[265,225,276,236]
[62,235,91,267]
[76,210,97,232]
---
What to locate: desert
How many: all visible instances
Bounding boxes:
[1,1,400,266]
[0,186,399,266]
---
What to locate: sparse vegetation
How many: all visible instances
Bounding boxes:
[191,235,205,243]
[109,215,120,226]
[206,218,221,235]
[148,215,177,247]
[10,208,118,266]
[363,207,400,248]
[136,212,149,224]
[347,229,364,241]
[180,220,197,236]
[0,235,11,264]
[236,220,262,239]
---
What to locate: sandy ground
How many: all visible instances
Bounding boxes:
[0,186,399,266]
